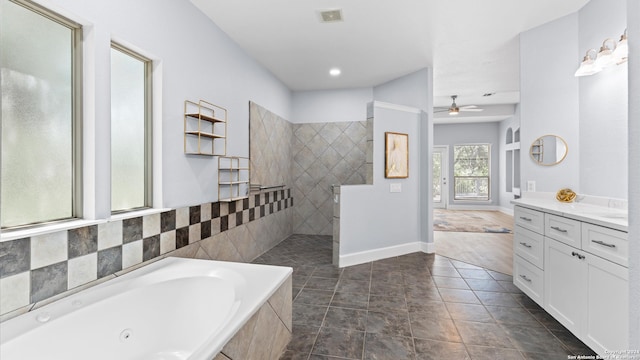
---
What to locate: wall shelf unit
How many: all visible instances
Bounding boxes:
[184,100,226,156]
[218,156,250,202]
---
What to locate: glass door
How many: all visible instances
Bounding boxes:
[433,146,449,209]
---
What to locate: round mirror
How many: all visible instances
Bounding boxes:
[530,135,568,166]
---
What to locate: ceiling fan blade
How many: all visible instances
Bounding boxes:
[460,108,484,112]
[460,105,479,109]
[434,109,450,113]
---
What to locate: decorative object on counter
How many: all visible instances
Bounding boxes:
[385,132,408,178]
[530,135,568,166]
[556,188,577,203]
[184,100,227,156]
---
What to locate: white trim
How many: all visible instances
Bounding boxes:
[498,206,514,216]
[109,207,171,221]
[373,101,421,114]
[338,241,431,268]
[446,204,502,211]
[1,219,106,242]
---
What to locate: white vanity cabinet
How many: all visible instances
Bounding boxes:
[513,207,545,305]
[512,202,629,356]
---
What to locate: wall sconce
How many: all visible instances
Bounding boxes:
[613,29,628,64]
[575,49,602,77]
[575,29,628,77]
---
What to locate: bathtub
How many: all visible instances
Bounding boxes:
[0,257,292,360]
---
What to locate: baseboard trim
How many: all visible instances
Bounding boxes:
[339,241,433,268]
[498,206,514,216]
[445,204,501,211]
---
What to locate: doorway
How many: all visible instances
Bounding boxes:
[432,145,449,209]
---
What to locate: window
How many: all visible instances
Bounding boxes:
[110,44,152,212]
[453,144,490,201]
[1,0,82,228]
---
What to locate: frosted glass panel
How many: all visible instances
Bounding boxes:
[1,1,75,227]
[111,47,147,212]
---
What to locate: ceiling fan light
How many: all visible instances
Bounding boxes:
[449,107,459,115]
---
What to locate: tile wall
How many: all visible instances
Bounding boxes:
[291,121,367,235]
[249,101,367,236]
[215,276,292,360]
[0,190,293,318]
[249,101,293,190]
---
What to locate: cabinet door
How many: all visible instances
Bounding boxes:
[583,254,628,355]
[544,238,586,334]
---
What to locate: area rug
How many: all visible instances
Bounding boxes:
[434,209,513,233]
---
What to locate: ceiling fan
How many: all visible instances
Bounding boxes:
[435,95,484,115]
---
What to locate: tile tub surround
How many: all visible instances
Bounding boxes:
[216,275,292,360]
[291,121,367,235]
[251,234,598,360]
[0,189,293,318]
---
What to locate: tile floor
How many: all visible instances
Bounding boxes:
[252,234,597,360]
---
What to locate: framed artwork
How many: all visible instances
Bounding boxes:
[385,132,409,178]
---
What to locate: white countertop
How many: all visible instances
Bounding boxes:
[512,194,628,232]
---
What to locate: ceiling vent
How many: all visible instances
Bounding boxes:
[318,9,343,23]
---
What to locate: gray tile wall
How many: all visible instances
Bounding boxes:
[217,276,292,360]
[291,122,367,235]
[0,190,293,319]
[249,101,293,190]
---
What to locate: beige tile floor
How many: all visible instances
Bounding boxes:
[434,210,514,275]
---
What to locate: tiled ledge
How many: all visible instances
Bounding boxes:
[0,189,294,319]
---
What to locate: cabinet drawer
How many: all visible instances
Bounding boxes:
[545,213,581,247]
[514,206,544,234]
[514,226,544,269]
[513,255,544,306]
[582,223,628,267]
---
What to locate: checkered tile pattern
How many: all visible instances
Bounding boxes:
[0,189,293,317]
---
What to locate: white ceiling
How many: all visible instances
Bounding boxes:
[191,0,589,120]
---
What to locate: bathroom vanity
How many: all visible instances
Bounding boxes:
[512,194,628,356]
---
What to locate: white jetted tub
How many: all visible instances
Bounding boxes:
[0,257,292,360]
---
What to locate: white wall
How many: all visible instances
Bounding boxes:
[291,88,373,124]
[434,122,501,207]
[373,69,431,111]
[578,0,628,199]
[42,0,292,211]
[339,103,425,265]
[520,13,580,194]
[627,0,639,350]
[338,68,433,265]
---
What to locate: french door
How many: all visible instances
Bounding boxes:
[433,146,449,209]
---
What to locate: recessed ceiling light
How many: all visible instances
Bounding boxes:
[329,68,341,76]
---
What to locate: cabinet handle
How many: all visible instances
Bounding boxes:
[519,274,532,282]
[550,226,568,233]
[519,242,532,248]
[591,240,616,248]
[571,251,586,260]
[519,217,532,222]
